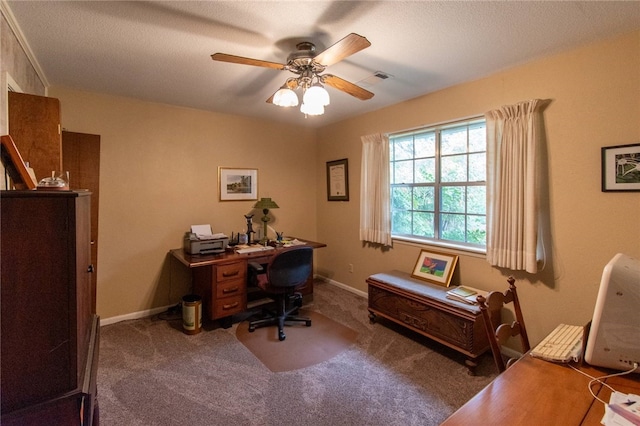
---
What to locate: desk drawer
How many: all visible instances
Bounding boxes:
[214,295,244,318]
[216,262,246,282]
[216,278,245,299]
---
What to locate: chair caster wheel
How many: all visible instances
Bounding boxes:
[248,326,255,333]
[279,331,286,341]
[305,320,312,327]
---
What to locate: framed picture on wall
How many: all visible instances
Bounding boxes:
[601,143,640,192]
[411,249,459,287]
[326,158,349,201]
[218,167,258,201]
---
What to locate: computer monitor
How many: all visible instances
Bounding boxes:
[584,253,640,371]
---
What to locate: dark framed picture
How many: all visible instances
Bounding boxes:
[218,167,258,201]
[601,143,640,192]
[411,249,458,287]
[326,158,349,201]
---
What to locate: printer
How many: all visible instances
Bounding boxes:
[183,224,229,255]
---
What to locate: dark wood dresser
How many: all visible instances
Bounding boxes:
[367,271,499,374]
[1,190,99,425]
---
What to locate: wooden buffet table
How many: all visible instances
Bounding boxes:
[442,353,640,425]
[170,238,326,328]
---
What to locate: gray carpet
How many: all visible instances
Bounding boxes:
[97,281,497,425]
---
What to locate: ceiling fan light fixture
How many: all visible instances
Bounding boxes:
[300,101,324,116]
[272,85,299,107]
[303,83,330,106]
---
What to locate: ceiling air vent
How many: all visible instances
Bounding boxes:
[358,71,393,88]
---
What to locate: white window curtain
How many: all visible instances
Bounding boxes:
[359,133,392,246]
[485,99,545,273]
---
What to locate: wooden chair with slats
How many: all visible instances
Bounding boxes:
[477,276,531,373]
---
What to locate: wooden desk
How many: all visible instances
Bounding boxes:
[170,238,326,328]
[442,354,640,425]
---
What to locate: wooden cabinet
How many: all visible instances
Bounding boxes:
[367,271,499,375]
[0,190,99,425]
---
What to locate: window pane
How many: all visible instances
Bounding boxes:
[392,210,412,234]
[441,126,467,155]
[441,186,465,213]
[391,186,411,210]
[413,186,434,211]
[393,135,414,161]
[468,152,485,181]
[392,160,413,184]
[415,158,435,183]
[441,154,467,182]
[413,211,434,238]
[441,213,465,242]
[467,186,485,214]
[415,132,435,158]
[469,123,486,152]
[467,215,486,245]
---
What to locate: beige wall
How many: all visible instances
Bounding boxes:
[48,87,318,319]
[315,30,640,345]
[3,3,639,347]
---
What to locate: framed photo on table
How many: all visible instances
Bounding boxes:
[411,249,458,287]
[601,143,640,192]
[218,167,258,201]
[326,158,349,201]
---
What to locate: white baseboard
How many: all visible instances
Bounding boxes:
[101,276,366,326]
[100,304,176,326]
[317,275,368,299]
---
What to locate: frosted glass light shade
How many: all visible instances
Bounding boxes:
[273,87,299,107]
[300,102,324,116]
[303,84,330,106]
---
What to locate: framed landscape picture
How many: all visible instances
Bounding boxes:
[601,143,640,192]
[218,167,258,201]
[411,249,458,287]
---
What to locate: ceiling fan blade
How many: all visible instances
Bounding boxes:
[211,53,285,70]
[313,33,371,67]
[323,74,374,101]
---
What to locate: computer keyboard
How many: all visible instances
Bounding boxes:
[236,246,275,254]
[530,324,584,363]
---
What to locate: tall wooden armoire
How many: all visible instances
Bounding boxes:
[0,190,99,425]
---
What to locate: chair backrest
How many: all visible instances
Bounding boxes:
[266,246,313,289]
[477,276,531,373]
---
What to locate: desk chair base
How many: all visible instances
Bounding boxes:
[248,293,311,341]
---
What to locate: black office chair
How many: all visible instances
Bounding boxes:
[248,246,313,341]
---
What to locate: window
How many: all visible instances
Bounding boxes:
[390,118,486,250]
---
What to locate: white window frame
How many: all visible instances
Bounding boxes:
[389,116,487,254]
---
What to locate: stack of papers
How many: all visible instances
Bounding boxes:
[446,285,487,305]
[603,392,640,426]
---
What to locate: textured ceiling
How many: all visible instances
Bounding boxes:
[4,1,640,128]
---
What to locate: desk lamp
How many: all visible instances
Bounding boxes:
[253,198,279,242]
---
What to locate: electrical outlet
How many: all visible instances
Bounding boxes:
[348,263,354,273]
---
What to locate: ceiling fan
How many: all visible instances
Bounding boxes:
[211,33,374,116]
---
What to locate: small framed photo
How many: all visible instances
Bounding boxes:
[327,158,349,201]
[601,143,640,192]
[411,249,459,287]
[218,167,258,201]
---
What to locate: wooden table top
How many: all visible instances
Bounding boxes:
[442,354,640,425]
[170,237,326,268]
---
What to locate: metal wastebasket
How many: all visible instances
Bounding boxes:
[182,294,202,335]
